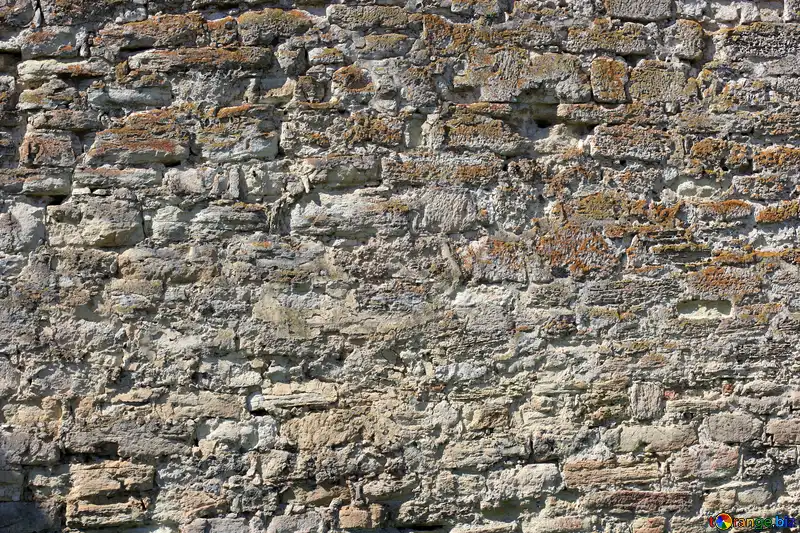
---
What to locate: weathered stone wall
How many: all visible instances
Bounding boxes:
[1,0,799,531]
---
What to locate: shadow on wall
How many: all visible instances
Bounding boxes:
[0,446,61,533]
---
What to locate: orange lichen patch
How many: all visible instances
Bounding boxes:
[299,129,331,147]
[754,109,800,137]
[753,146,800,171]
[88,136,186,162]
[574,191,647,220]
[710,249,758,265]
[487,239,525,265]
[535,222,619,278]
[107,107,191,138]
[690,138,729,159]
[694,200,752,221]
[99,13,205,48]
[206,17,234,33]
[343,113,403,147]
[331,65,374,93]
[447,114,508,139]
[452,164,500,183]
[216,104,252,119]
[86,107,192,164]
[19,132,76,167]
[646,202,682,226]
[710,247,792,267]
[686,266,761,301]
[755,201,800,224]
[422,15,475,55]
[688,138,749,171]
[604,198,683,236]
[542,165,598,199]
[590,57,627,103]
[24,28,61,44]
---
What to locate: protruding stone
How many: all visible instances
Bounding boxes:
[605,0,672,21]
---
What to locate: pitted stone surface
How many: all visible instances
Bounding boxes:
[0,0,799,532]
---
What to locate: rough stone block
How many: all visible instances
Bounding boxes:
[98,13,205,50]
[662,19,705,59]
[267,512,322,533]
[69,461,155,499]
[19,130,78,167]
[707,413,764,444]
[618,425,697,452]
[605,0,672,20]
[590,125,674,162]
[767,419,800,445]
[482,464,560,507]
[563,459,660,488]
[670,444,739,480]
[591,57,628,103]
[47,195,144,248]
[629,383,664,420]
[566,20,651,55]
[583,490,693,513]
[628,61,691,104]
[237,9,314,44]
[338,504,387,529]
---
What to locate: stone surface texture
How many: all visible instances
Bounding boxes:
[0,0,798,531]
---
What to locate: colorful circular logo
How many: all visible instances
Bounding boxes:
[710,513,733,530]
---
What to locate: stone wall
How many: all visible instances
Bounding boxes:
[0,0,799,531]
